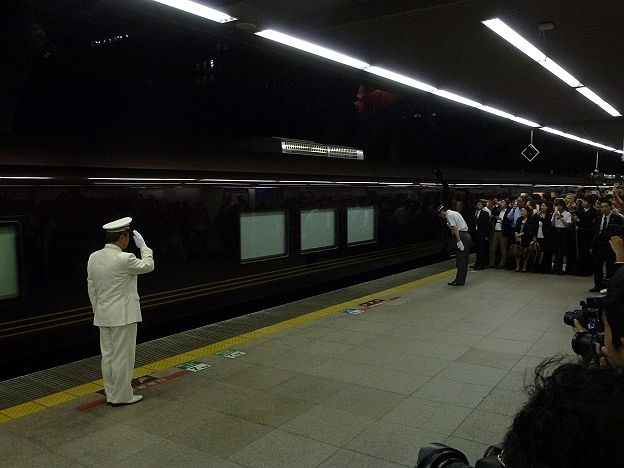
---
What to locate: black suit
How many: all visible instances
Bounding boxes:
[591,214,623,288]
[575,207,598,275]
[471,209,491,268]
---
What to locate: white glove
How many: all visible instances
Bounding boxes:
[133,230,147,249]
[456,240,465,251]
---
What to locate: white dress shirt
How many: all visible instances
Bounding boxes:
[446,210,468,232]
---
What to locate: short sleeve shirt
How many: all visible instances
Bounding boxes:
[553,211,572,228]
[446,210,468,232]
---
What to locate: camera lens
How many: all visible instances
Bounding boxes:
[571,332,604,357]
[563,310,581,327]
[415,443,471,468]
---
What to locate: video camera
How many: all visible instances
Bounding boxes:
[563,297,604,332]
[415,443,503,468]
[564,297,605,359]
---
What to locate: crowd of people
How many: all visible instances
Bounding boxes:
[461,184,624,292]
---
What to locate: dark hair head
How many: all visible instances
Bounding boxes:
[604,269,624,349]
[436,205,447,213]
[599,198,613,207]
[105,230,129,243]
[503,358,624,468]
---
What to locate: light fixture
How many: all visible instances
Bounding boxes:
[88,177,196,181]
[255,30,370,69]
[199,178,277,183]
[255,28,619,151]
[576,87,622,117]
[433,89,481,108]
[365,66,435,92]
[480,106,541,127]
[539,127,619,151]
[146,0,236,23]
[483,18,621,117]
[0,176,53,179]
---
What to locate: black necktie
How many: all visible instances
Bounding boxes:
[601,216,607,233]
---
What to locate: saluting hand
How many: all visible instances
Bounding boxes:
[133,230,147,249]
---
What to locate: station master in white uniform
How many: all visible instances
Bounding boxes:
[87,217,154,406]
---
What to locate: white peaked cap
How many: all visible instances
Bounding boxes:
[102,217,132,232]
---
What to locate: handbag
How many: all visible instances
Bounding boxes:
[509,243,524,259]
[525,240,544,265]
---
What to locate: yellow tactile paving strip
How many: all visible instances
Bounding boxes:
[0,268,454,423]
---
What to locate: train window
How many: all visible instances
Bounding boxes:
[240,211,288,262]
[300,209,337,253]
[347,206,376,246]
[0,221,21,301]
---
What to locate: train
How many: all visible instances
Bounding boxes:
[0,147,592,379]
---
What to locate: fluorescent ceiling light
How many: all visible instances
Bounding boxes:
[89,177,195,181]
[199,178,276,182]
[365,67,436,92]
[483,18,621,117]
[147,0,236,23]
[255,28,618,151]
[576,87,622,117]
[255,30,370,70]
[480,105,540,127]
[539,127,619,151]
[0,176,53,179]
[482,18,580,87]
[433,89,481,108]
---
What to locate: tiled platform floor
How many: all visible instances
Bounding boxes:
[0,264,586,467]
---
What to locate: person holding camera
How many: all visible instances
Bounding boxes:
[590,199,623,292]
[550,199,572,274]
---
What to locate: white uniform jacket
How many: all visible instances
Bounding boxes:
[87,244,155,327]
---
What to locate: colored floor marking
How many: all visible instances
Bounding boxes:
[0,401,46,419]
[35,392,77,407]
[65,383,105,397]
[0,268,454,424]
[131,366,155,379]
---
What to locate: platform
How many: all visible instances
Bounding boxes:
[0,260,584,467]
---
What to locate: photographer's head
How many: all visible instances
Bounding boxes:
[502,359,624,468]
[602,269,624,367]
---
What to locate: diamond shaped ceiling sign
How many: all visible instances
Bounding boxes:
[522,143,540,162]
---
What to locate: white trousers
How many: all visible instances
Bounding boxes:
[99,323,137,404]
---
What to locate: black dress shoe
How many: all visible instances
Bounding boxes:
[589,287,602,293]
[448,281,464,286]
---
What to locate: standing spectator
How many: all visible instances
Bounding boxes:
[489,198,512,268]
[437,205,473,286]
[536,201,552,272]
[573,196,598,276]
[551,199,572,274]
[87,218,154,406]
[513,207,537,272]
[507,197,524,230]
[470,200,491,270]
[590,199,623,292]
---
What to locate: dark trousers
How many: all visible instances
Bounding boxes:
[474,238,488,268]
[455,231,473,285]
[576,229,593,275]
[593,244,616,288]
